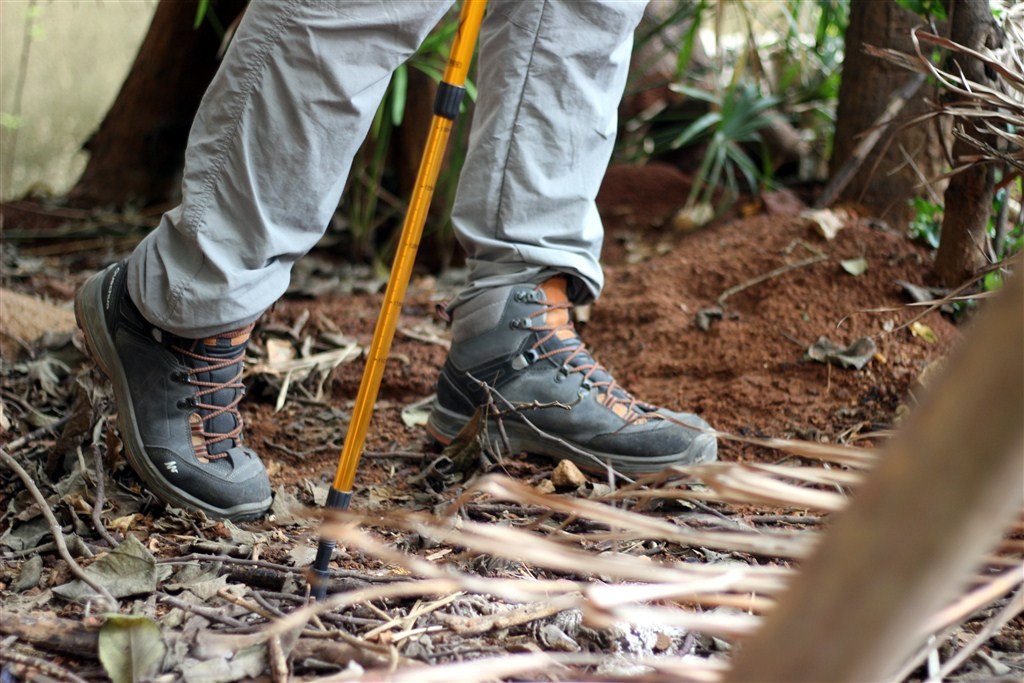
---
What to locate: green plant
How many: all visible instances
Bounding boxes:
[907,179,1023,259]
[893,0,948,21]
[617,0,849,216]
[908,196,944,249]
[669,81,780,210]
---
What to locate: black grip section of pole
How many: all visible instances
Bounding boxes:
[433,82,465,120]
[309,487,354,601]
[326,487,353,511]
[309,540,336,602]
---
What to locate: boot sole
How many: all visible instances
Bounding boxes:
[75,274,270,522]
[427,403,717,477]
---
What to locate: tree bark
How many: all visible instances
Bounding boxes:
[933,0,1001,286]
[67,0,246,209]
[831,0,947,228]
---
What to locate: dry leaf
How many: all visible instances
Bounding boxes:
[910,321,938,343]
[840,257,869,276]
[801,208,847,240]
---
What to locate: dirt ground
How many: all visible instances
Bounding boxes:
[242,162,959,493]
[4,162,1003,682]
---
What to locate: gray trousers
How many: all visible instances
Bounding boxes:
[127,0,645,337]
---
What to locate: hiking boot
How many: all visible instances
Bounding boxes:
[74,262,272,521]
[427,277,717,475]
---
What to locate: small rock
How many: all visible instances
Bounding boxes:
[534,479,556,494]
[551,460,587,490]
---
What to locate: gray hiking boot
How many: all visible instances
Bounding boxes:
[427,277,717,475]
[75,262,272,521]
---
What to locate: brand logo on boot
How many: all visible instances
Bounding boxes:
[164,461,179,474]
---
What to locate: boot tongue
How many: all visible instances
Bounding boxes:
[539,277,574,341]
[182,325,252,456]
[535,278,631,403]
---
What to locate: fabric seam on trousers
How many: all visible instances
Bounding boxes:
[493,0,547,261]
[166,0,304,327]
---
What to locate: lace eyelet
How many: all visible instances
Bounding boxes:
[177,397,196,409]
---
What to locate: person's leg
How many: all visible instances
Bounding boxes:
[129,0,455,337]
[448,0,644,309]
[428,0,718,473]
[76,0,454,520]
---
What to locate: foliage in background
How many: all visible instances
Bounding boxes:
[893,0,948,21]
[895,0,1023,290]
[617,0,849,218]
[909,179,1024,268]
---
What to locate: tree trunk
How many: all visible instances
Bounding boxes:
[67,0,246,209]
[933,0,1001,287]
[830,0,947,229]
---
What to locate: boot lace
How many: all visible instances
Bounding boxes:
[526,302,651,426]
[172,343,245,460]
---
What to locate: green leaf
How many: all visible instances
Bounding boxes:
[0,112,24,130]
[194,0,210,29]
[983,271,1003,292]
[670,111,721,149]
[390,64,408,127]
[99,614,166,683]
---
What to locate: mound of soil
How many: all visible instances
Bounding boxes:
[251,164,960,487]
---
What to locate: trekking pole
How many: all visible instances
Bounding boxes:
[309,0,488,602]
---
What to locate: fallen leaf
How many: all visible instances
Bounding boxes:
[805,336,878,370]
[840,257,868,276]
[673,203,715,232]
[53,534,157,601]
[265,337,296,366]
[801,208,846,240]
[401,394,435,427]
[99,614,166,683]
[695,307,724,332]
[909,321,938,343]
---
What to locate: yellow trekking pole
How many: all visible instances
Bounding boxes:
[310,0,487,601]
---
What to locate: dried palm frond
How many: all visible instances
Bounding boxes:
[289,430,1022,683]
[866,5,1024,174]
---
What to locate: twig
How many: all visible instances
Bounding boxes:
[0,447,117,609]
[269,634,289,683]
[158,552,409,582]
[218,587,279,622]
[1,414,72,453]
[158,593,248,629]
[716,253,829,309]
[927,588,1024,682]
[89,445,120,547]
[0,645,89,683]
[470,375,637,484]
[252,591,288,618]
[435,593,581,635]
[815,72,927,209]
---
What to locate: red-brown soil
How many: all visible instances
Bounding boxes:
[242,162,960,492]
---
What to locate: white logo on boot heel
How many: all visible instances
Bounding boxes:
[164,461,179,474]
